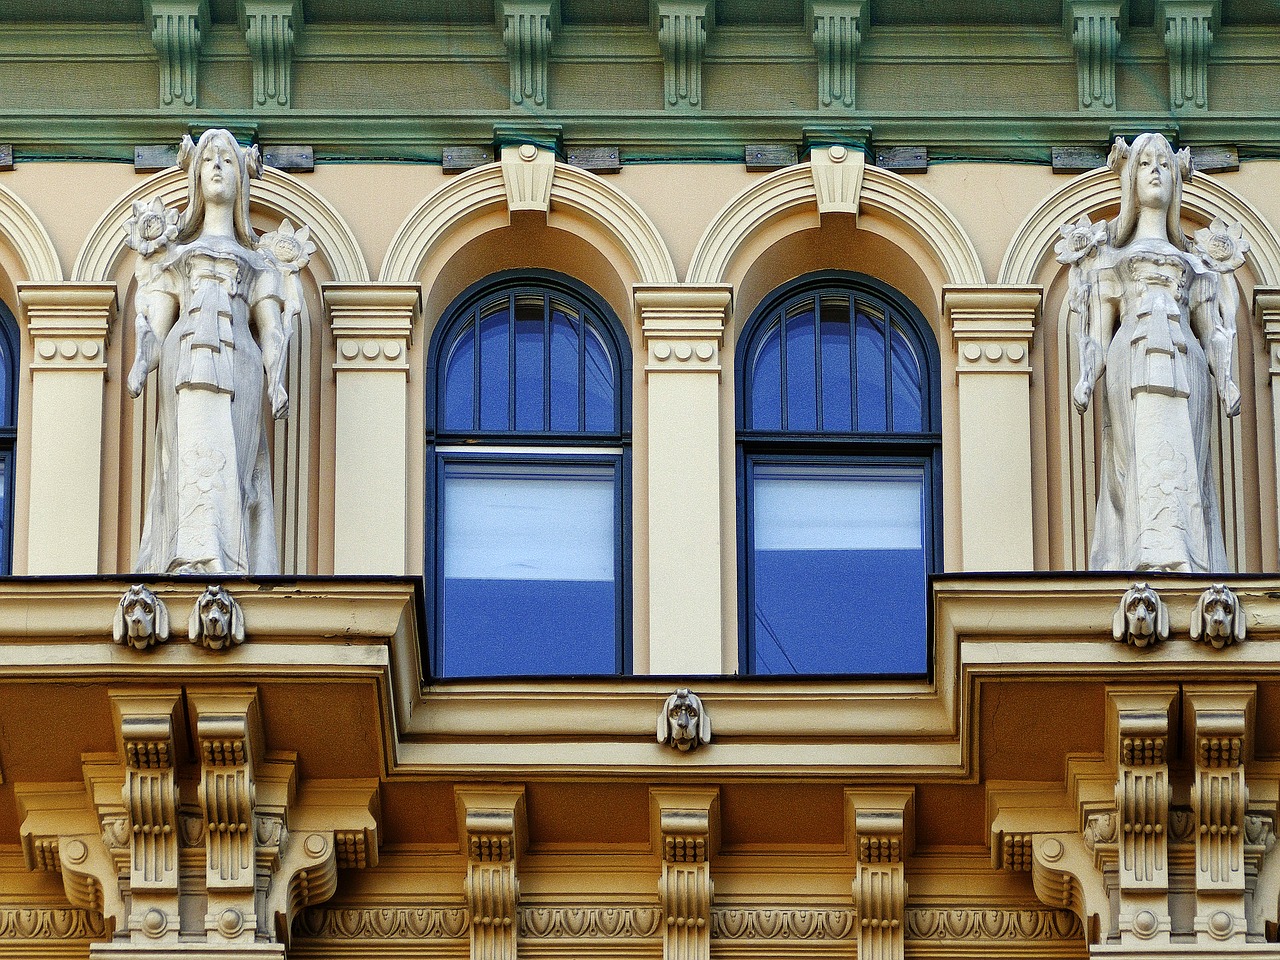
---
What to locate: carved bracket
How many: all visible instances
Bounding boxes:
[807,1,864,111]
[655,1,712,110]
[143,0,209,108]
[239,0,301,108]
[500,1,557,109]
[1064,0,1125,110]
[1157,0,1218,111]
[457,786,527,960]
[847,789,913,960]
[652,787,719,960]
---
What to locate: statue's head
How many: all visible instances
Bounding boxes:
[175,128,262,247]
[1109,133,1193,250]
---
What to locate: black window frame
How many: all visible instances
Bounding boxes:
[424,269,632,679]
[0,300,17,576]
[734,271,943,678]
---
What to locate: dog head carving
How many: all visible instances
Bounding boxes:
[1113,582,1169,648]
[1190,583,1245,649]
[188,585,245,651]
[658,688,711,752]
[112,584,170,651]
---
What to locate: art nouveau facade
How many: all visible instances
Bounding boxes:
[3,1,1280,958]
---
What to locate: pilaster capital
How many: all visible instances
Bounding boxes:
[18,282,116,371]
[636,284,730,373]
[324,282,418,374]
[944,285,1039,374]
[651,786,721,862]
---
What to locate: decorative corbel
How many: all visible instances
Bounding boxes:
[1157,0,1218,110]
[188,689,264,946]
[655,1,712,110]
[500,143,556,215]
[846,789,913,960]
[1110,688,1175,945]
[1063,0,1125,110]
[500,1,557,109]
[809,144,864,219]
[1185,686,1253,944]
[457,786,527,960]
[143,0,209,108]
[239,0,301,108]
[651,787,719,960]
[807,1,864,111]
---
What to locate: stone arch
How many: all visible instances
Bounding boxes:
[71,166,369,283]
[686,162,986,287]
[0,180,62,284]
[378,161,678,285]
[998,166,1280,286]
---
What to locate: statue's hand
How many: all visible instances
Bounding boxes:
[1073,377,1093,414]
[1220,378,1241,417]
[270,382,289,420]
[126,354,149,398]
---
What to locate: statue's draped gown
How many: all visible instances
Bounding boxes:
[1091,236,1229,573]
[135,235,283,574]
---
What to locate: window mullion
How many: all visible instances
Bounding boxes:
[507,292,517,431]
[778,311,788,431]
[542,295,552,431]
[885,309,895,432]
[812,295,822,431]
[470,313,481,430]
[849,297,858,431]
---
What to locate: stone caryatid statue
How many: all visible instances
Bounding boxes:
[125,129,313,574]
[1060,133,1249,573]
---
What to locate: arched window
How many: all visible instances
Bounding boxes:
[0,300,16,575]
[426,271,630,678]
[736,273,941,676]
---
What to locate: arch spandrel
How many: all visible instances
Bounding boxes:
[686,162,986,288]
[72,167,370,285]
[999,166,1280,288]
[0,180,62,285]
[379,161,678,287]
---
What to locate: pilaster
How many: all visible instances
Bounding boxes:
[635,285,731,674]
[807,1,864,111]
[456,786,526,960]
[1064,0,1125,110]
[943,285,1039,571]
[651,787,719,960]
[239,0,301,108]
[847,789,913,960]
[17,282,115,575]
[1260,290,1280,559]
[500,1,556,109]
[325,283,419,575]
[143,0,208,108]
[1158,0,1218,111]
[655,1,712,111]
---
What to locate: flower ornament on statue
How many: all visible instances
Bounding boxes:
[124,197,180,259]
[1054,214,1108,266]
[260,219,315,272]
[1194,217,1250,273]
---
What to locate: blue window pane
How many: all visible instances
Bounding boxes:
[442,320,475,431]
[584,325,614,432]
[550,309,581,432]
[751,463,927,675]
[855,309,887,431]
[820,297,852,432]
[441,460,618,677]
[515,297,545,431]
[784,304,817,431]
[478,304,511,431]
[750,320,782,430]
[890,321,923,432]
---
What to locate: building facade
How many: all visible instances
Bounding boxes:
[2,1,1280,958]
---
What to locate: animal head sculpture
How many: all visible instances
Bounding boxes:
[112,584,170,651]
[658,688,711,752]
[1190,583,1246,650]
[189,585,246,651]
[1113,582,1169,649]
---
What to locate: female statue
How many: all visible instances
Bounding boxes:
[124,129,311,574]
[1060,133,1248,573]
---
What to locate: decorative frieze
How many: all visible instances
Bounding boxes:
[501,1,556,109]
[241,0,301,108]
[524,906,663,938]
[808,1,864,111]
[656,1,712,110]
[144,0,208,108]
[0,907,107,940]
[847,789,913,960]
[1064,0,1124,110]
[714,908,854,940]
[457,786,526,960]
[652,787,719,960]
[297,905,471,939]
[1158,0,1217,110]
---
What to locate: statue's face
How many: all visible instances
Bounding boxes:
[199,138,239,204]
[1135,144,1173,211]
